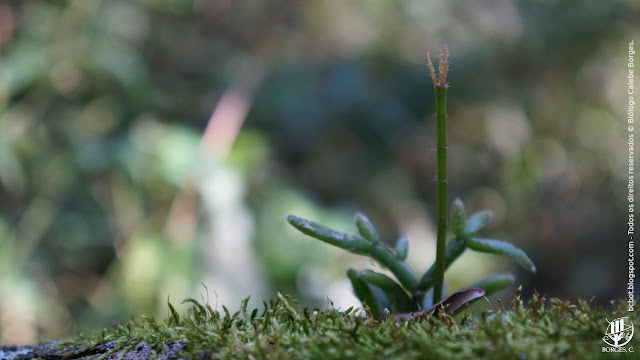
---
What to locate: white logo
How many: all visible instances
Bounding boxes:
[603,317,634,347]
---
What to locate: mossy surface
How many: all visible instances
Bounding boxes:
[7,294,639,360]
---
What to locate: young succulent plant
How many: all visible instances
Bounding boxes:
[286,46,536,319]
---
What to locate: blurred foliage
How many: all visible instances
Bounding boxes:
[0,0,638,344]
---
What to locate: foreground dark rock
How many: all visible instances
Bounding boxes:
[0,340,213,360]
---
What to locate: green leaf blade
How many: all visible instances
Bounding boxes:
[358,270,417,312]
[465,237,536,273]
[464,210,494,236]
[353,212,379,244]
[450,198,467,238]
[286,214,373,255]
[394,236,409,261]
[370,245,418,292]
[347,269,383,318]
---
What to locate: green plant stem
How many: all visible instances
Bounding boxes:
[418,237,465,292]
[432,84,448,304]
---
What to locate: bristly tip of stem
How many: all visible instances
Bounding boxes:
[427,44,449,88]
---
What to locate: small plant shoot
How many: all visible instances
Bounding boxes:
[286,46,536,319]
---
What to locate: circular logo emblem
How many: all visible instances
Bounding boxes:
[603,317,634,347]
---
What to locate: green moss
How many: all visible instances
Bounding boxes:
[55,293,639,360]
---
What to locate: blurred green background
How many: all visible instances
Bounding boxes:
[0,0,638,344]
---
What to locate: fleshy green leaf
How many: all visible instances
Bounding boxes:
[369,285,392,314]
[418,237,466,291]
[286,214,374,255]
[450,198,466,238]
[353,212,379,244]
[462,273,515,296]
[394,236,409,261]
[464,210,494,236]
[347,269,383,318]
[370,245,419,292]
[465,237,536,273]
[358,270,417,312]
